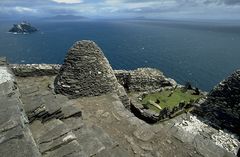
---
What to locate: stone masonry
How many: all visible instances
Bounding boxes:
[115,68,176,92]
[54,40,119,98]
[11,64,61,77]
[201,70,240,136]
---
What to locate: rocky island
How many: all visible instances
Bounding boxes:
[9,21,38,34]
[0,41,239,157]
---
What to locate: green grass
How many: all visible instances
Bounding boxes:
[141,88,202,113]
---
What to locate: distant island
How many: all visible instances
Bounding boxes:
[9,21,38,34]
[43,15,87,21]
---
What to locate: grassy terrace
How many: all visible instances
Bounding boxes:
[141,88,202,113]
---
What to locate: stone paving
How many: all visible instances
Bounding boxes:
[14,75,238,157]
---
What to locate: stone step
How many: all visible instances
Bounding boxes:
[0,81,41,157]
[68,122,118,157]
[43,140,87,157]
[30,119,86,156]
[21,89,82,124]
[94,146,130,157]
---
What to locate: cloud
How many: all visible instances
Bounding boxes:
[0,6,38,15]
[0,0,240,19]
[14,6,38,13]
[223,0,240,5]
[51,0,84,4]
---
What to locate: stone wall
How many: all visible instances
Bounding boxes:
[130,92,196,123]
[11,64,60,77]
[115,68,177,92]
[10,66,177,94]
[201,70,240,136]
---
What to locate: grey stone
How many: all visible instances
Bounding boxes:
[0,125,24,145]
[95,146,131,157]
[139,143,153,151]
[61,106,82,119]
[43,140,84,157]
[194,135,227,157]
[114,68,176,92]
[201,70,240,135]
[73,124,116,156]
[0,74,41,157]
[0,134,41,157]
[0,119,18,133]
[54,40,119,98]
[173,127,195,143]
[22,95,44,112]
[37,123,71,144]
[0,57,7,65]
[11,64,61,77]
[20,86,39,95]
[39,131,76,154]
[62,118,84,131]
[133,125,155,142]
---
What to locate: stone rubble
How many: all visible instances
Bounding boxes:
[175,115,240,155]
[211,130,240,155]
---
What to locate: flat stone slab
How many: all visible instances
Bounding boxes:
[38,123,71,144]
[43,140,86,157]
[73,124,116,156]
[133,125,155,142]
[0,134,41,157]
[62,118,84,131]
[194,135,235,157]
[61,106,82,119]
[39,132,76,154]
[94,146,130,157]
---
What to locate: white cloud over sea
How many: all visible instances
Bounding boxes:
[0,0,240,19]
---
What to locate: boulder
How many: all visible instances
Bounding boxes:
[54,40,119,98]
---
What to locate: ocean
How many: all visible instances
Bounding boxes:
[0,19,240,91]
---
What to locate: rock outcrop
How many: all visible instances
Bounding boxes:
[115,68,176,92]
[201,70,240,135]
[9,22,38,34]
[54,40,119,98]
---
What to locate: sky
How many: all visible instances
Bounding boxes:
[0,0,240,19]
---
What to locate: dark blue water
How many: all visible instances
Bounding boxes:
[1,19,240,91]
